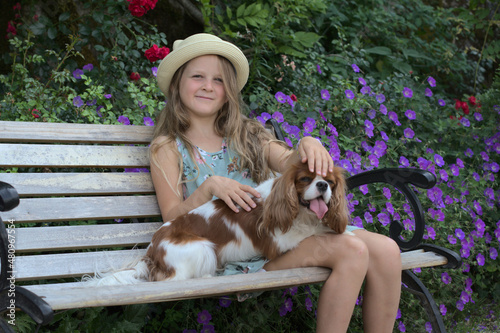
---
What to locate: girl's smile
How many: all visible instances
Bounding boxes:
[179,55,227,120]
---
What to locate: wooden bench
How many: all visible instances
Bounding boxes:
[0,120,461,332]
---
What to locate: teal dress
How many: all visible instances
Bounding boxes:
[176,138,268,279]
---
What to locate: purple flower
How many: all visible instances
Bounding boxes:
[316,64,322,74]
[402,87,413,98]
[152,66,158,77]
[388,111,401,126]
[474,112,483,121]
[404,128,415,139]
[427,76,436,87]
[365,119,374,138]
[360,185,369,195]
[118,115,130,125]
[358,77,367,85]
[425,322,433,332]
[275,91,287,103]
[381,131,389,141]
[305,297,313,311]
[405,109,416,120]
[376,94,386,103]
[456,300,464,311]
[201,324,215,333]
[219,297,232,308]
[450,164,460,176]
[455,228,466,240]
[143,117,154,126]
[73,68,84,79]
[73,96,84,107]
[345,89,355,100]
[484,188,495,200]
[490,247,498,260]
[438,99,446,106]
[425,88,433,97]
[399,156,410,167]
[398,321,406,332]
[477,253,485,266]
[364,211,373,224]
[320,89,330,100]
[360,85,371,95]
[272,111,284,122]
[383,187,392,199]
[367,109,376,119]
[378,213,390,226]
[197,310,212,324]
[351,64,360,72]
[433,154,444,167]
[460,117,470,127]
[448,235,457,244]
[83,63,94,71]
[379,104,388,115]
[464,148,474,157]
[441,272,451,284]
[440,304,447,316]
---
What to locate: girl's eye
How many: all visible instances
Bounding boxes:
[215,78,223,83]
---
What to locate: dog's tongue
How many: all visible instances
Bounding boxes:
[309,198,328,219]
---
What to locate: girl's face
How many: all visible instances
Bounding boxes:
[179,55,227,121]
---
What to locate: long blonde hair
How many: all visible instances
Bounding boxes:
[150,55,288,197]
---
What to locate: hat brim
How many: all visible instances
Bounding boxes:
[157,34,249,96]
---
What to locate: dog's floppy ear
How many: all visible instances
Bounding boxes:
[260,165,299,235]
[323,167,349,234]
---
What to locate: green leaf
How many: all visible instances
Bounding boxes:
[59,12,71,22]
[236,4,246,17]
[294,32,321,48]
[364,46,392,56]
[48,27,58,40]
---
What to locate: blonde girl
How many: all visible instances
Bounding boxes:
[150,33,401,333]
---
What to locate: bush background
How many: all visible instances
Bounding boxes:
[1,0,499,332]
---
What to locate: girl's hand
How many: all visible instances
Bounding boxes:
[297,136,334,177]
[205,176,261,213]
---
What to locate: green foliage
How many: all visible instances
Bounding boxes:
[1,0,499,332]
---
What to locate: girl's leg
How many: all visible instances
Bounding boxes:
[353,229,402,333]
[264,233,369,333]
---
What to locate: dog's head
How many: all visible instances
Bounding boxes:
[261,160,349,235]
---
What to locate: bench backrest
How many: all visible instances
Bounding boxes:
[0,121,163,282]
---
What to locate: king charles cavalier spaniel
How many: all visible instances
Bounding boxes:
[88,160,350,285]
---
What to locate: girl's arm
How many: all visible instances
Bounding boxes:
[266,136,334,175]
[151,137,260,221]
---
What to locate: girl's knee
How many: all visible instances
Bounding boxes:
[330,234,369,269]
[371,236,402,271]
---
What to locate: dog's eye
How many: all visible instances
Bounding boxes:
[326,180,334,185]
[299,177,313,183]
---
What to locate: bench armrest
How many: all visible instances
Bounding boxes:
[346,168,436,251]
[0,181,19,213]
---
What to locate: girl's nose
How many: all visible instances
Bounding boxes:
[202,80,213,91]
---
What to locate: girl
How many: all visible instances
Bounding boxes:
[150,33,401,333]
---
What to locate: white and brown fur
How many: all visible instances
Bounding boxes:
[88,161,349,285]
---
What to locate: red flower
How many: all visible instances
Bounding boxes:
[454,99,461,110]
[461,102,469,115]
[13,3,21,10]
[127,0,157,17]
[128,3,146,17]
[290,94,297,102]
[145,44,170,62]
[468,96,476,106]
[6,21,17,36]
[31,109,40,118]
[130,72,141,81]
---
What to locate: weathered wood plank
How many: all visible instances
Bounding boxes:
[21,250,448,310]
[0,173,154,197]
[0,121,153,144]
[14,222,162,252]
[3,195,161,223]
[0,144,149,168]
[14,249,148,281]
[14,249,447,282]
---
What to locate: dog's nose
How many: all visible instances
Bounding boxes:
[316,181,328,193]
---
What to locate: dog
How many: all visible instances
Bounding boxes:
[87,160,350,285]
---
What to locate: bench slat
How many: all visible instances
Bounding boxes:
[13,249,447,282]
[4,195,160,223]
[0,121,153,144]
[14,222,162,252]
[20,250,448,310]
[0,144,149,168]
[24,267,332,310]
[0,173,154,197]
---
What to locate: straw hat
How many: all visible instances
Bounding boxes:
[157,33,249,96]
